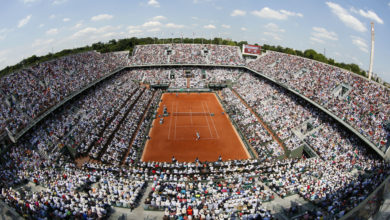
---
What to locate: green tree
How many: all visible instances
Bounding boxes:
[284,48,296,55]
[303,49,317,59]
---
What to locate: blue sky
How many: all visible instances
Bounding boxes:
[1,0,389,82]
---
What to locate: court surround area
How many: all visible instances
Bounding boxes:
[141,93,250,162]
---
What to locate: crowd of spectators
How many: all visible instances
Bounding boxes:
[221,88,282,159]
[248,51,389,151]
[124,90,162,166]
[0,45,389,219]
[146,176,274,219]
[0,148,147,219]
[232,70,389,217]
[99,89,154,165]
[234,73,311,151]
[129,44,245,66]
[0,51,129,136]
[19,70,139,161]
[125,67,243,89]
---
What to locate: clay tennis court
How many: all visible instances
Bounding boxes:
[141,93,250,162]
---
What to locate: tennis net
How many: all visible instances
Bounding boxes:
[172,112,211,116]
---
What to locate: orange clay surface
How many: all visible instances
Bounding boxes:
[141,93,250,162]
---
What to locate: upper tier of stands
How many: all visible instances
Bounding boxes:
[247,51,389,152]
[129,44,245,66]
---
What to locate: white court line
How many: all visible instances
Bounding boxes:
[175,137,218,140]
[201,102,213,138]
[175,125,210,128]
[167,102,173,140]
[205,101,220,138]
[190,104,193,125]
[174,103,178,140]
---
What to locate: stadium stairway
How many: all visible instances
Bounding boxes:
[84,88,140,156]
[109,184,165,220]
[256,180,318,219]
[96,88,146,160]
[0,200,23,220]
[373,191,390,220]
[120,90,156,165]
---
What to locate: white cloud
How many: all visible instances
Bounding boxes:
[142,21,161,27]
[326,2,367,32]
[350,56,363,66]
[193,0,214,3]
[22,0,39,4]
[264,23,285,33]
[279,9,303,18]
[351,36,368,53]
[241,27,247,31]
[91,14,113,22]
[63,18,70,22]
[49,14,56,19]
[147,28,160,32]
[356,9,383,24]
[165,23,184,28]
[151,15,166,21]
[231,9,246,17]
[0,30,5,40]
[0,50,10,64]
[73,23,82,29]
[147,0,160,7]
[128,27,143,35]
[310,37,325,44]
[0,28,11,40]
[311,27,338,41]
[52,0,67,5]
[39,24,44,28]
[129,29,142,35]
[204,24,216,29]
[71,27,97,38]
[252,7,303,20]
[264,32,281,41]
[46,28,58,35]
[71,26,120,39]
[263,23,284,41]
[18,15,32,28]
[333,51,341,57]
[127,25,138,29]
[32,38,54,47]
[103,32,120,38]
[221,24,231,29]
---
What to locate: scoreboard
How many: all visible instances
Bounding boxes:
[242,44,261,56]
